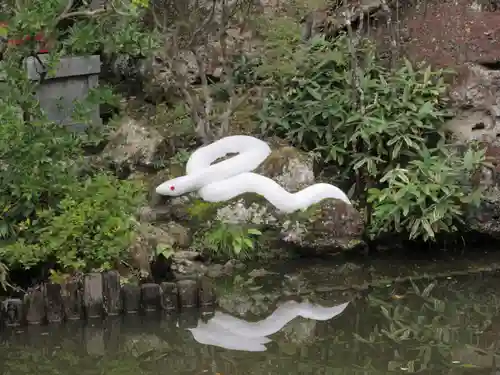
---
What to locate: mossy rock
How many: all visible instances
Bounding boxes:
[102,116,169,170]
[280,199,365,254]
[256,145,315,192]
[257,146,304,175]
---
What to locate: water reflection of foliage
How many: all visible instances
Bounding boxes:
[355,277,500,373]
[206,275,500,374]
[1,276,500,375]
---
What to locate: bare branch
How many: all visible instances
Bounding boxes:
[344,7,362,110]
[380,0,397,68]
[218,91,250,137]
[167,23,209,141]
[185,0,218,48]
[151,7,167,32]
[191,47,213,138]
[160,0,253,142]
[61,0,75,19]
[181,85,208,140]
[14,0,22,11]
[56,0,108,24]
[59,7,107,20]
[214,0,251,138]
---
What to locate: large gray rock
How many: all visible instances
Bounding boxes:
[102,116,167,170]
[445,63,500,143]
[444,63,500,237]
[127,221,190,278]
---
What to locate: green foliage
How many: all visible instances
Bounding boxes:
[156,243,175,260]
[2,0,160,57]
[170,149,191,167]
[1,173,144,271]
[261,36,451,168]
[231,14,304,88]
[203,221,262,260]
[150,103,198,153]
[47,268,73,284]
[260,34,487,241]
[187,200,263,260]
[368,146,488,241]
[0,0,155,276]
[0,102,83,240]
[254,15,303,78]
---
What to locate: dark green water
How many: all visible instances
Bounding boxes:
[1,262,500,375]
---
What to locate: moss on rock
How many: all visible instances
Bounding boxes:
[280,199,365,254]
[256,146,315,192]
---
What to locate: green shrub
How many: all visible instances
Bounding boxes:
[254,15,303,78]
[203,221,262,260]
[186,200,263,260]
[367,146,487,241]
[260,34,487,241]
[0,100,83,240]
[260,36,451,169]
[0,0,157,276]
[1,173,144,271]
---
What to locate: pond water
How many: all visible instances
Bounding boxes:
[1,259,500,375]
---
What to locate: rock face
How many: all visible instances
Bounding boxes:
[280,199,365,254]
[443,63,500,237]
[148,144,365,256]
[446,63,500,141]
[102,116,167,171]
[127,222,190,278]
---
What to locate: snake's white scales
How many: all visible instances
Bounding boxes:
[155,135,351,212]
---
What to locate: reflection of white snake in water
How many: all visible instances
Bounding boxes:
[155,135,351,212]
[186,300,349,352]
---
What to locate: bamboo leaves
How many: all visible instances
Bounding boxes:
[259,32,487,242]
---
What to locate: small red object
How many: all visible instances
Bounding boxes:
[0,22,49,53]
[170,186,175,191]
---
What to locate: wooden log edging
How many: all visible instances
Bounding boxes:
[0,271,217,328]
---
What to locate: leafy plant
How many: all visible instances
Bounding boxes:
[203,221,262,260]
[48,269,71,284]
[1,173,144,272]
[156,244,175,260]
[260,33,486,241]
[0,0,156,279]
[0,101,83,240]
[367,145,488,241]
[261,36,451,172]
[254,15,303,79]
[170,149,191,167]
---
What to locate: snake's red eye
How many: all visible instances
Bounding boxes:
[170,185,175,191]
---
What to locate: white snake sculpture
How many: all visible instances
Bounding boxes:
[156,135,351,212]
[186,300,349,352]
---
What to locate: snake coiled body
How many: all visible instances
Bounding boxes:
[156,135,351,212]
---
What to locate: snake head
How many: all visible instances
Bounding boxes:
[155,176,193,196]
